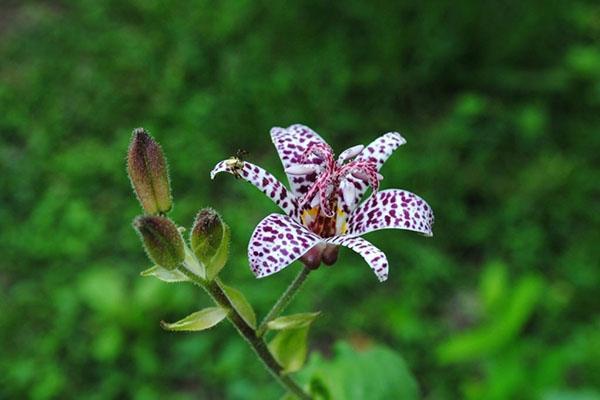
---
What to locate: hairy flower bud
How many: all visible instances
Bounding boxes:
[191,208,230,279]
[127,128,172,215]
[133,215,184,270]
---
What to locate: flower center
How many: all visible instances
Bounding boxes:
[296,143,380,237]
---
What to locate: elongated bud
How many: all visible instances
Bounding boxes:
[127,128,172,215]
[133,216,184,270]
[191,208,230,279]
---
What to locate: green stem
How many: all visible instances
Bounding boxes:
[179,267,311,400]
[257,265,311,337]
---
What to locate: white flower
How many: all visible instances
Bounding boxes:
[211,124,433,281]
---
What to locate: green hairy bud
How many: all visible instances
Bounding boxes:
[133,215,184,270]
[190,208,230,279]
[127,128,172,215]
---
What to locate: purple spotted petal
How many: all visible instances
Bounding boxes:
[327,235,389,282]
[211,160,299,219]
[270,124,328,197]
[249,214,323,278]
[347,189,434,237]
[344,132,407,210]
[356,132,406,170]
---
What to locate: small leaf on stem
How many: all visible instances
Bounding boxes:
[160,307,229,331]
[267,312,321,331]
[220,282,257,329]
[269,326,311,373]
[140,265,189,283]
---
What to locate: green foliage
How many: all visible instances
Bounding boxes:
[161,307,228,332]
[301,342,419,400]
[140,265,190,283]
[268,312,319,374]
[269,326,312,374]
[219,281,257,329]
[437,264,544,363]
[1,0,598,398]
[267,312,321,331]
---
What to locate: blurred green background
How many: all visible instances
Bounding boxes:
[1,0,599,399]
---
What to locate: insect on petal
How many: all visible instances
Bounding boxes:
[248,214,323,278]
[271,124,329,197]
[348,189,434,237]
[211,160,299,220]
[327,236,389,282]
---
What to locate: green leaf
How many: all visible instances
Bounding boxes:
[182,246,206,280]
[437,274,543,363]
[480,261,507,313]
[267,312,321,331]
[160,307,228,332]
[206,224,230,280]
[220,281,256,329]
[300,342,419,400]
[140,265,189,283]
[269,326,311,373]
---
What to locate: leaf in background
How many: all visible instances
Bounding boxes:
[160,307,228,332]
[269,327,311,373]
[480,261,507,313]
[267,312,321,331]
[220,282,256,329]
[140,265,189,283]
[300,342,419,400]
[437,275,544,363]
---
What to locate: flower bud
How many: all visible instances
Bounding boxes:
[127,128,172,215]
[322,244,339,266]
[300,243,326,270]
[190,208,230,279]
[133,215,184,270]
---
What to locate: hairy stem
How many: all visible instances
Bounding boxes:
[257,265,311,337]
[179,267,311,400]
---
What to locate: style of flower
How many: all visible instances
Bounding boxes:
[210,125,434,281]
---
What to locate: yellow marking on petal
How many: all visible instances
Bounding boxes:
[301,207,319,226]
[335,208,348,234]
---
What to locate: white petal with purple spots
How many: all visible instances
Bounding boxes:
[356,132,406,170]
[270,124,328,197]
[210,160,299,219]
[327,235,389,281]
[347,189,434,237]
[343,132,407,210]
[249,214,323,278]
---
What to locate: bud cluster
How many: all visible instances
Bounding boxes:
[128,128,229,280]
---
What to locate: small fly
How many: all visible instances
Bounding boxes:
[225,149,248,179]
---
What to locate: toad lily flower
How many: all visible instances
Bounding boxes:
[210,124,434,282]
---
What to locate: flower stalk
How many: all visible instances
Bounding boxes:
[177,262,311,400]
[257,266,311,337]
